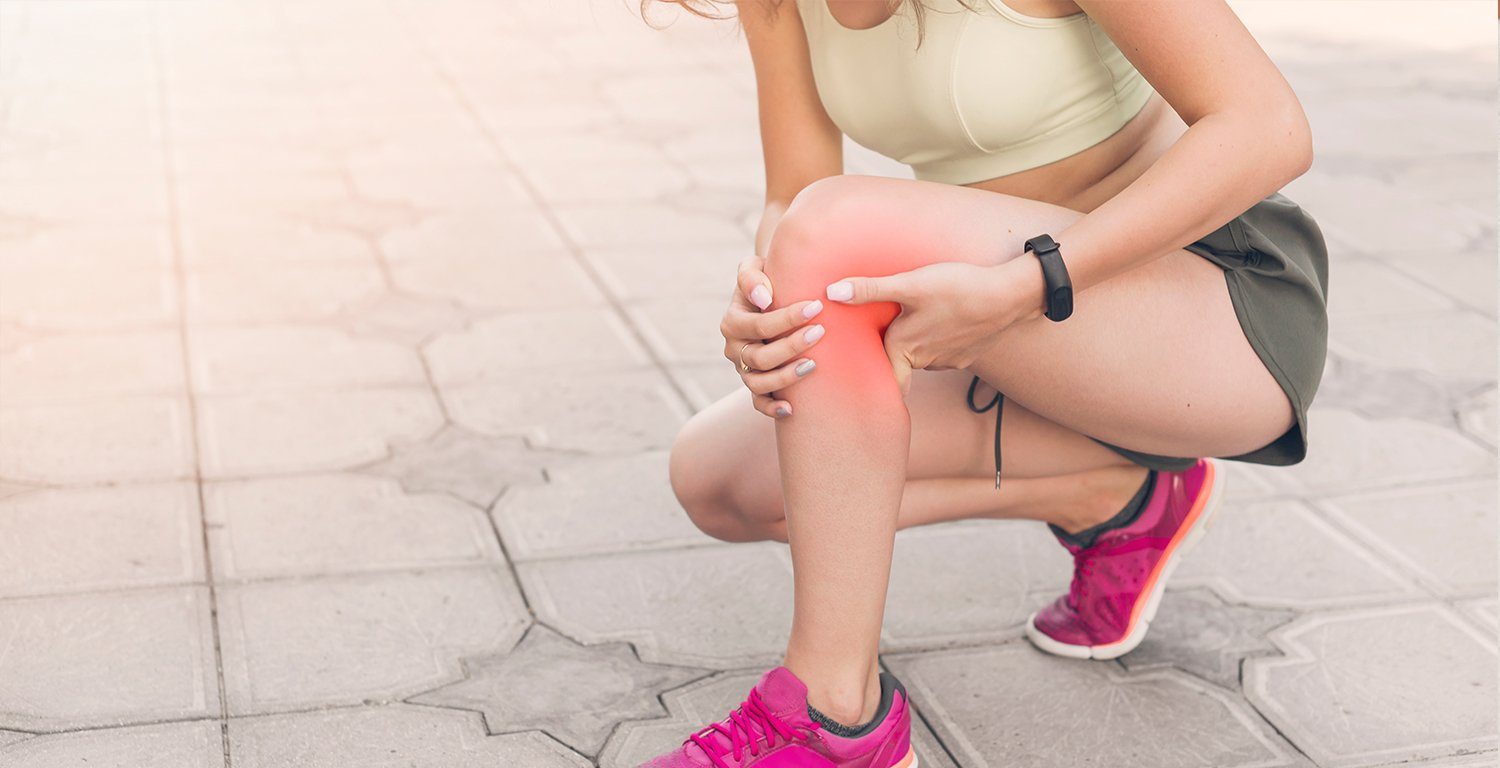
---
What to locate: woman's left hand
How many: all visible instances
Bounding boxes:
[827,260,1044,394]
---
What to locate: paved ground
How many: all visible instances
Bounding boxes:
[0,1,1495,766]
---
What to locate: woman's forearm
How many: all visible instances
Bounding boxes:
[755,200,790,259]
[1034,106,1313,309]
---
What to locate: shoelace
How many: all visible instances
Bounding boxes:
[687,688,819,768]
[1066,537,1172,608]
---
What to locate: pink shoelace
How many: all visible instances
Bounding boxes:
[687,688,820,768]
[1066,537,1171,608]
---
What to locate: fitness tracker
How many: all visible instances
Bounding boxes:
[1023,234,1073,322]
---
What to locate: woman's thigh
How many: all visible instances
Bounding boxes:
[672,369,1127,523]
[770,174,1292,458]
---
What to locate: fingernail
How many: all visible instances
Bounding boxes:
[826,281,853,302]
[794,359,816,377]
[802,300,823,319]
[775,405,791,418]
[750,285,771,310]
[803,324,825,344]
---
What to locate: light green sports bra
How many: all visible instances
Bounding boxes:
[794,0,1156,185]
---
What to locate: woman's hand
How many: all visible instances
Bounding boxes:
[721,254,826,419]
[827,259,1044,394]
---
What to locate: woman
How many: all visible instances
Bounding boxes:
[646,1,1328,766]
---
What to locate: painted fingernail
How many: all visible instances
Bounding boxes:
[795,359,816,377]
[802,300,823,319]
[826,281,853,302]
[749,285,771,310]
[803,324,825,344]
[775,405,792,418]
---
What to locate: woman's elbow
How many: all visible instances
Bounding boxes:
[1275,100,1315,182]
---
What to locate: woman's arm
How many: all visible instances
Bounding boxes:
[722,0,845,418]
[1007,0,1313,308]
[742,0,843,262]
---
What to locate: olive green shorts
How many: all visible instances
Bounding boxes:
[1096,192,1330,471]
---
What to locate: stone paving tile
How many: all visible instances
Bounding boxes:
[195,387,444,478]
[550,203,749,249]
[0,721,224,768]
[0,258,177,332]
[883,522,1069,651]
[598,669,960,768]
[380,209,565,263]
[230,706,590,767]
[1246,604,1498,767]
[216,566,529,714]
[1459,597,1499,634]
[337,291,470,346]
[349,161,533,211]
[1315,352,1460,427]
[188,325,427,394]
[1329,310,1497,384]
[0,482,203,598]
[1459,386,1497,449]
[390,249,607,312]
[443,369,690,454]
[668,361,743,412]
[1275,408,1495,495]
[0,586,219,731]
[1174,499,1424,609]
[1118,588,1297,690]
[628,298,735,365]
[205,474,501,580]
[888,644,1300,768]
[1384,248,1499,318]
[493,451,711,561]
[0,329,185,405]
[1283,170,1493,255]
[0,396,196,485]
[362,424,553,507]
[519,543,793,670]
[185,261,388,325]
[1324,259,1454,320]
[179,214,378,268]
[413,624,705,755]
[1320,481,1496,598]
[424,309,649,385]
[584,245,746,301]
[526,158,695,205]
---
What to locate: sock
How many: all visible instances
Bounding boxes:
[807,703,877,738]
[1050,470,1157,549]
[806,674,898,739]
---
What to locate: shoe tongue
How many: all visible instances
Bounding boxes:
[753,667,815,727]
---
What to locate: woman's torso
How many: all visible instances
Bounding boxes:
[798,0,1188,211]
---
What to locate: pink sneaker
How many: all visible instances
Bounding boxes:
[1026,458,1224,660]
[639,667,916,768]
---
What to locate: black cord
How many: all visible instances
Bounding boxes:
[965,376,1003,489]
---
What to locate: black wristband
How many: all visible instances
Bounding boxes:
[1024,234,1073,322]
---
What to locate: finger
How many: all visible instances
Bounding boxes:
[738,299,823,341]
[826,274,909,305]
[742,321,825,371]
[752,393,792,419]
[742,357,817,396]
[737,256,772,310]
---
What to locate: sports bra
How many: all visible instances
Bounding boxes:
[794,0,1156,185]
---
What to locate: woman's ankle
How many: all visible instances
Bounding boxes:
[1050,465,1151,534]
[785,655,882,727]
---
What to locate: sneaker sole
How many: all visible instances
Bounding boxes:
[893,746,918,768]
[1024,459,1225,661]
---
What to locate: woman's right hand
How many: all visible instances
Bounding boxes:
[721,254,825,419]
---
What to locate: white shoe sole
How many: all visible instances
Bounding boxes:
[1025,459,1226,661]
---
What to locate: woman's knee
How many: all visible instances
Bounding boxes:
[668,410,784,543]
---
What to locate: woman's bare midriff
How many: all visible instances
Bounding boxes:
[965,94,1188,213]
